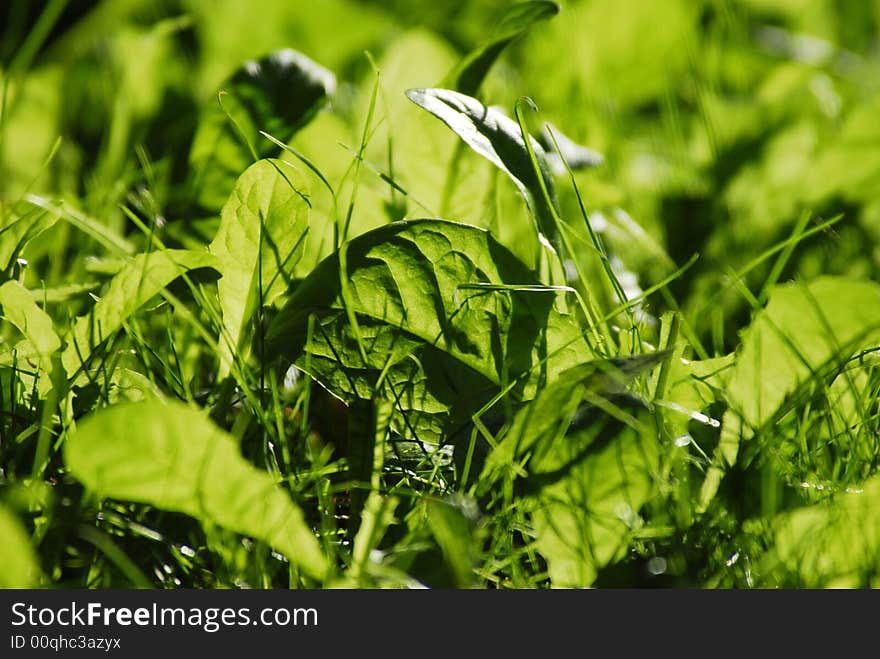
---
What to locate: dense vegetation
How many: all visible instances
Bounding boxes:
[2,0,880,589]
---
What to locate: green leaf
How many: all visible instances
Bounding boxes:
[0,280,62,373]
[62,249,221,378]
[703,277,880,509]
[265,219,594,442]
[0,503,43,588]
[405,88,557,249]
[767,476,880,587]
[725,277,880,443]
[189,49,335,211]
[481,352,669,484]
[64,400,327,580]
[444,1,560,97]
[426,496,480,588]
[368,31,466,222]
[526,401,659,587]
[210,159,310,377]
[475,355,664,586]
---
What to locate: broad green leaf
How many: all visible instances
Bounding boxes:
[189,48,335,211]
[817,361,879,475]
[209,159,310,376]
[265,219,594,442]
[289,110,389,276]
[476,355,663,586]
[703,278,880,509]
[481,352,669,485]
[766,476,880,587]
[0,504,43,588]
[351,31,529,262]
[64,400,327,580]
[0,280,62,373]
[725,277,880,442]
[107,368,164,404]
[425,496,480,588]
[445,1,560,97]
[528,404,659,587]
[405,88,557,250]
[61,249,221,378]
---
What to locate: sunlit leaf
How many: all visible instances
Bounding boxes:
[725,277,880,444]
[702,277,880,509]
[767,476,880,587]
[265,219,593,442]
[209,159,310,377]
[61,249,221,378]
[64,400,327,580]
[481,352,668,483]
[528,403,659,587]
[474,355,663,586]
[0,204,59,272]
[0,280,62,373]
[0,504,43,588]
[405,88,557,248]
[426,496,480,588]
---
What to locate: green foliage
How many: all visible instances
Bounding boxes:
[406,88,558,255]
[2,0,880,590]
[266,219,592,442]
[188,49,334,211]
[64,400,327,580]
[0,279,61,372]
[768,475,880,587]
[210,159,310,376]
[60,249,220,381]
[0,503,43,587]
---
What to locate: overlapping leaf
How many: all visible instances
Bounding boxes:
[766,475,880,587]
[0,204,59,272]
[700,277,880,509]
[0,280,61,374]
[210,159,310,376]
[481,352,668,483]
[529,415,659,587]
[265,219,594,442]
[480,356,665,586]
[724,277,880,445]
[189,48,335,210]
[405,89,557,249]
